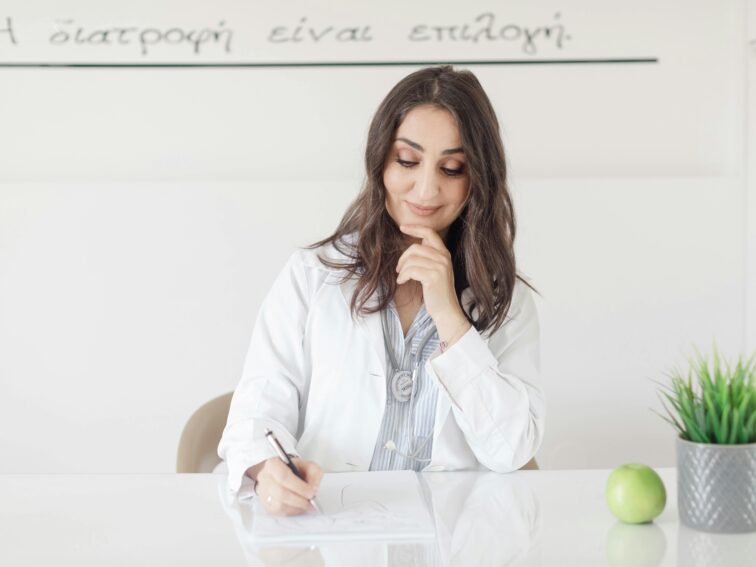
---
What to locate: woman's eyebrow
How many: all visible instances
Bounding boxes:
[396,137,464,155]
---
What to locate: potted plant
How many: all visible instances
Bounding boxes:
[656,345,756,533]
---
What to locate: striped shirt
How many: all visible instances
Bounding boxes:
[369,299,440,471]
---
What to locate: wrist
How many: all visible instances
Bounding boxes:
[436,314,471,352]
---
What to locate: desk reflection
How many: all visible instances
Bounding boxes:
[676,524,756,567]
[219,471,541,567]
[605,522,667,567]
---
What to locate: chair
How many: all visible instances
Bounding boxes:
[177,392,233,473]
[176,391,539,472]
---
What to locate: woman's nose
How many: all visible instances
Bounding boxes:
[415,165,440,201]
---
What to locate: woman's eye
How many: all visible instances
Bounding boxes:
[396,159,465,177]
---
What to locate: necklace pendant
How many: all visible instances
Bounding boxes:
[390,370,413,402]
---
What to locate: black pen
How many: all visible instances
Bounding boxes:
[264,428,323,514]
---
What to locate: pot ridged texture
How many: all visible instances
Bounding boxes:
[677,438,756,533]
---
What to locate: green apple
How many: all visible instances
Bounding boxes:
[605,464,666,524]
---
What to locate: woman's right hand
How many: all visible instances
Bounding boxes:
[246,457,323,516]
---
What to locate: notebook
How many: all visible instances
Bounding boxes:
[250,470,436,543]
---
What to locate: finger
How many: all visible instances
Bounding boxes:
[399,224,446,252]
[397,264,441,286]
[279,504,310,517]
[264,480,313,513]
[256,472,313,515]
[397,259,442,285]
[262,489,311,516]
[296,459,324,491]
[265,459,317,500]
[398,257,441,277]
[397,244,449,275]
[257,479,298,515]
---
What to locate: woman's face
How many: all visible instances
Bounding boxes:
[383,104,470,240]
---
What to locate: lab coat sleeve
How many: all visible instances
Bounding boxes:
[428,281,544,472]
[218,249,311,495]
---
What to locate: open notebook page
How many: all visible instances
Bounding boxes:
[250,470,436,543]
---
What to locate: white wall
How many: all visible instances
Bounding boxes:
[0,0,751,472]
[747,0,756,348]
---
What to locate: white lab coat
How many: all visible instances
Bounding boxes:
[218,238,545,494]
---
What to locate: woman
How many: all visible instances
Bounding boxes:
[218,65,544,517]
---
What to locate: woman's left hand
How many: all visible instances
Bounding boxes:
[396,224,471,344]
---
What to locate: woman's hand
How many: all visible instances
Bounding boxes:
[396,224,471,345]
[246,457,323,516]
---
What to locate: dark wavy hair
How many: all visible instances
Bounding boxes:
[306,65,536,336]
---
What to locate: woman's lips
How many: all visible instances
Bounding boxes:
[407,202,441,216]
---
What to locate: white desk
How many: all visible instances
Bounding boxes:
[0,469,754,566]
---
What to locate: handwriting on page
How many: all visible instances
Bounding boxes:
[251,471,435,543]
